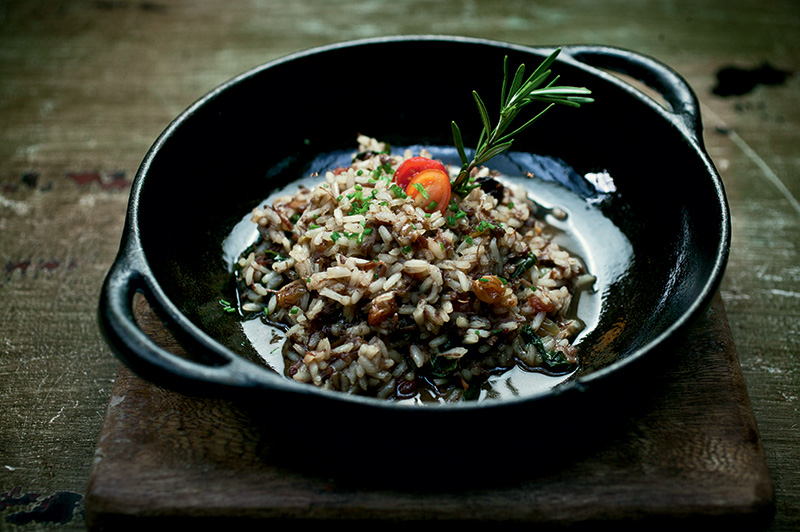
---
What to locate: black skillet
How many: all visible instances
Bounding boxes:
[99,36,729,452]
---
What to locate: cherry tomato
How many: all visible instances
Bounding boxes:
[406,169,451,213]
[393,156,447,189]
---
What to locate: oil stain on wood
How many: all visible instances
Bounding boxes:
[713,62,793,97]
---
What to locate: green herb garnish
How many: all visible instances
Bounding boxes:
[520,324,575,372]
[264,249,289,262]
[413,183,430,200]
[511,252,538,279]
[390,184,407,199]
[219,299,236,314]
[430,353,459,377]
[450,49,593,196]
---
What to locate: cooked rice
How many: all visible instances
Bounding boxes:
[235,135,594,402]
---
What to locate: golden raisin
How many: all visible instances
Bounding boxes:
[276,280,307,308]
[472,275,506,305]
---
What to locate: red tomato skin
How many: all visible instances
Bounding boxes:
[406,169,451,213]
[393,157,447,189]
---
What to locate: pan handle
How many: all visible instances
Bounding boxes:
[98,241,268,397]
[561,45,703,141]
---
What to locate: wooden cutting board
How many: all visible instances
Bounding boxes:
[85,294,774,531]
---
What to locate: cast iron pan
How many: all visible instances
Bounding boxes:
[99,36,730,454]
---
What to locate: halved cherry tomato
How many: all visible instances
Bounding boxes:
[393,156,447,189]
[406,169,451,213]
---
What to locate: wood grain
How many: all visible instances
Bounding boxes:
[84,294,773,531]
[2,1,798,530]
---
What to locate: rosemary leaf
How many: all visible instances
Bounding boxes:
[451,121,469,165]
[473,91,492,140]
[450,48,593,195]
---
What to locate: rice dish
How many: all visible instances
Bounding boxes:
[234,135,595,402]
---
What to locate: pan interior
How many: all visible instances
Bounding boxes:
[134,39,725,402]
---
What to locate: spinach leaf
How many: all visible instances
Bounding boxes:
[520,324,574,371]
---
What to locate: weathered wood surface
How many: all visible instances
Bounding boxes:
[83,294,773,531]
[1,1,798,530]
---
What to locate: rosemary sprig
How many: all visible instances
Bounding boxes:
[451,49,593,196]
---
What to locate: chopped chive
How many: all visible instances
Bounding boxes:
[413,183,430,200]
[499,276,508,285]
[331,231,341,241]
[290,307,299,315]
[447,215,456,226]
[219,299,236,314]
[390,184,407,198]
[478,277,489,282]
[356,169,364,176]
[508,201,515,209]
[363,227,373,235]
[425,212,432,218]
[427,200,438,211]
[402,245,412,253]
[308,224,321,230]
[336,195,343,202]
[454,211,467,220]
[465,236,473,245]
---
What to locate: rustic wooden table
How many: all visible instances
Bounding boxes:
[1,1,798,530]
